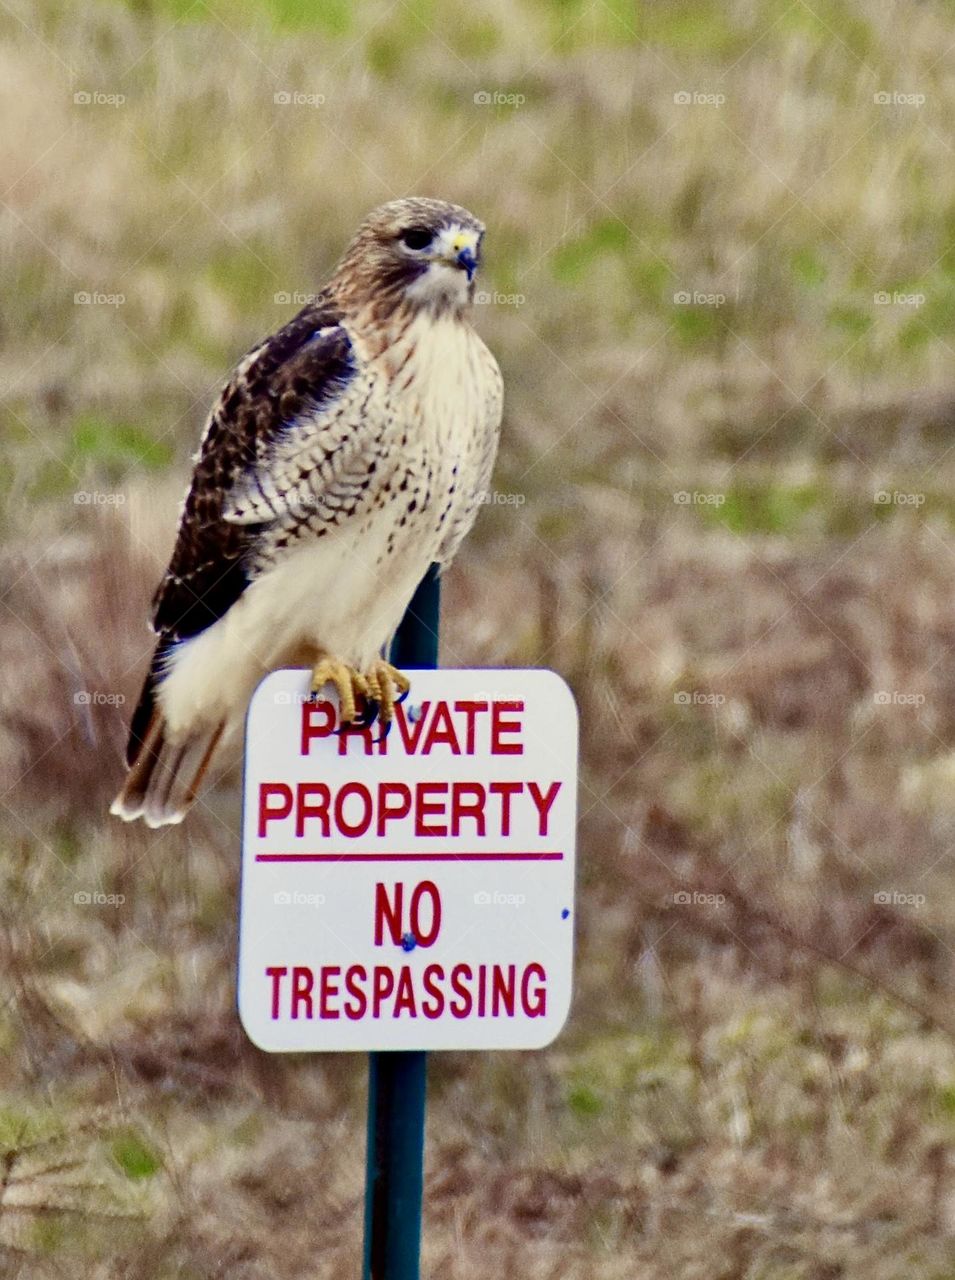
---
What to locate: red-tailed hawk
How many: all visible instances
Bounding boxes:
[111,198,503,828]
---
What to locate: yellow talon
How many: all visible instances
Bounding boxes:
[310,657,370,725]
[365,660,411,728]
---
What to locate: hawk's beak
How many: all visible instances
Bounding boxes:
[442,231,479,281]
[456,246,477,281]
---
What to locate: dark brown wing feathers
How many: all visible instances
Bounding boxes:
[124,300,354,768]
[150,299,355,641]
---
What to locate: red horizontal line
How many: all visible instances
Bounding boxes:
[254,851,563,863]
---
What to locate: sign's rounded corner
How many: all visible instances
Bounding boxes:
[541,668,579,728]
[236,1013,278,1055]
[533,986,575,1050]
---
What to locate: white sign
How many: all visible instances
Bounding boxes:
[238,668,578,1052]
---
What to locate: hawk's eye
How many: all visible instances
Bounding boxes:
[399,227,432,251]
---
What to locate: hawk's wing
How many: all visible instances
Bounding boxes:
[151,299,357,642]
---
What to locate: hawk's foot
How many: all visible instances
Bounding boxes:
[364,660,411,737]
[309,658,371,726]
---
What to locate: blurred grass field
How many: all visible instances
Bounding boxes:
[5,0,955,1275]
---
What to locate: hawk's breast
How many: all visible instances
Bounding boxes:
[376,308,503,565]
[229,308,502,667]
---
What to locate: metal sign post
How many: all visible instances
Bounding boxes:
[362,564,439,1280]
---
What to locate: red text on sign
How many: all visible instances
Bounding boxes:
[257,779,561,840]
[300,699,525,758]
[264,961,548,1021]
[374,881,441,947]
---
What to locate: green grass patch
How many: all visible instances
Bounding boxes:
[111,1128,161,1180]
[111,0,351,33]
[706,482,826,535]
[790,247,828,289]
[551,218,630,284]
[70,414,173,475]
[567,1083,604,1117]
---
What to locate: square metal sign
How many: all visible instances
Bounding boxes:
[237,667,578,1052]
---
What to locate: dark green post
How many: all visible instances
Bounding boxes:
[362,564,439,1280]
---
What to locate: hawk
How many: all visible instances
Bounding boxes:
[111,197,503,828]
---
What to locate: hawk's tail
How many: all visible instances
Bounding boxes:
[110,705,223,828]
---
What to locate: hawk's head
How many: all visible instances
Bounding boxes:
[332,198,485,318]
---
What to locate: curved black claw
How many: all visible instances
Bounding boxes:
[395,687,411,705]
[358,697,380,728]
[374,718,394,744]
[334,698,379,735]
